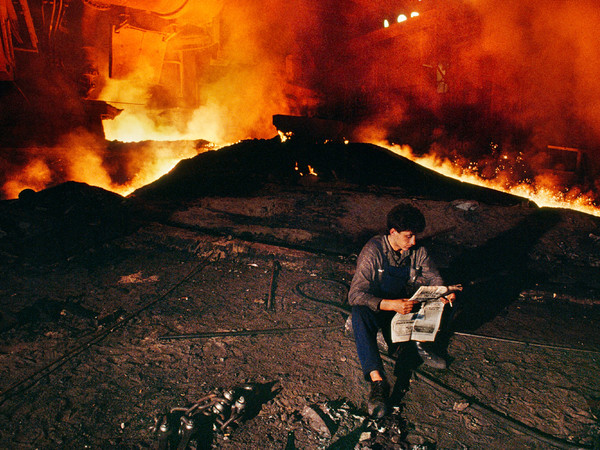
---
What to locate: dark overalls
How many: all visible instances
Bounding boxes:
[351,257,411,379]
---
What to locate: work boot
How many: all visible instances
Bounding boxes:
[367,380,389,419]
[415,342,447,369]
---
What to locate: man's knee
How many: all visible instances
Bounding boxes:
[351,305,376,323]
[351,306,381,341]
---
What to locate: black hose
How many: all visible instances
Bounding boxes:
[294,279,351,316]
[404,360,591,450]
[152,0,189,18]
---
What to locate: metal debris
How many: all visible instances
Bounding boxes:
[451,200,480,211]
[153,383,259,449]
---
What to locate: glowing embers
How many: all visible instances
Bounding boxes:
[383,143,600,217]
[294,162,318,177]
[278,130,294,142]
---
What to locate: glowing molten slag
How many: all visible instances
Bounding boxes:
[102,104,228,144]
[108,141,213,197]
[95,103,231,196]
[384,143,600,217]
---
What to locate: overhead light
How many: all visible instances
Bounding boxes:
[384,19,390,28]
[411,11,420,18]
[397,14,408,23]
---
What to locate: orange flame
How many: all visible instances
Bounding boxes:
[108,141,215,197]
[2,158,53,199]
[0,135,211,200]
[382,143,600,217]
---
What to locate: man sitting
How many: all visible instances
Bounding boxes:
[348,204,456,418]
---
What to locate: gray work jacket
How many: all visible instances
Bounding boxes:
[348,235,444,311]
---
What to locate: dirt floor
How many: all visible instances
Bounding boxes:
[1,140,600,449]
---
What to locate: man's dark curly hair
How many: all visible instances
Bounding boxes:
[386,204,426,233]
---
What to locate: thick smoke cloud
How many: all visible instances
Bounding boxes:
[101,0,332,143]
[468,0,600,147]
[2,0,600,203]
[338,0,600,148]
[320,0,600,198]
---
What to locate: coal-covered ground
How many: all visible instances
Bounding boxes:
[1,139,600,449]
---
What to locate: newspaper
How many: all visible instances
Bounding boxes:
[390,285,458,343]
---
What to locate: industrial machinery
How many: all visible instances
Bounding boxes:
[0,0,224,146]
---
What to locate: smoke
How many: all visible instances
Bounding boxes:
[3,0,600,202]
[458,0,600,197]
[353,0,600,143]
[101,0,328,143]
[1,0,326,198]
[327,0,600,201]
[0,130,206,199]
[468,0,600,145]
[0,131,107,199]
[344,0,599,143]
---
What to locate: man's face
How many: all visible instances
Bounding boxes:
[389,228,417,252]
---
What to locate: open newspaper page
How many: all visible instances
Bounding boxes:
[390,286,449,343]
[409,285,451,303]
[410,300,444,341]
[389,311,417,342]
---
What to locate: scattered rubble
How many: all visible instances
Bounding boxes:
[1,140,599,448]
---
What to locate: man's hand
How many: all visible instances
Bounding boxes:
[379,298,417,314]
[441,285,462,306]
[440,292,457,306]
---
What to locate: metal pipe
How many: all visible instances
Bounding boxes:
[266,260,281,311]
[454,331,600,355]
[0,255,213,405]
[87,0,224,21]
[158,324,343,341]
